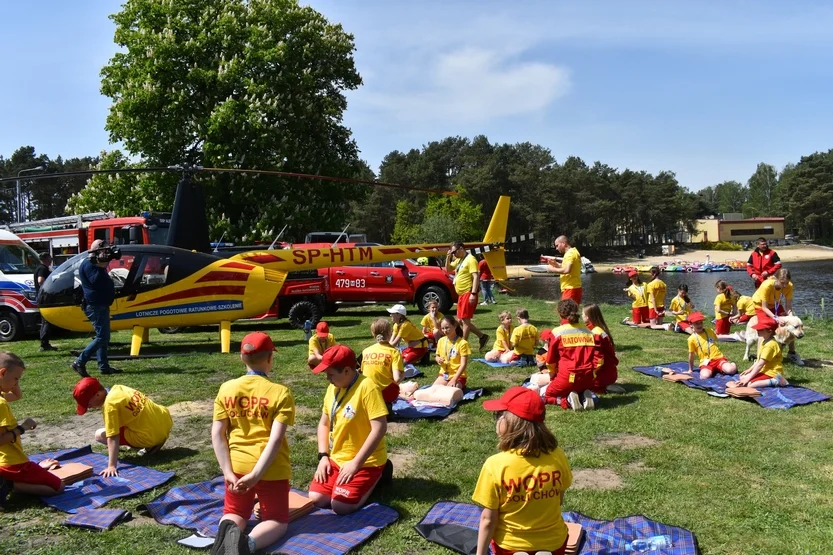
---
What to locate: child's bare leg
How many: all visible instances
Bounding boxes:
[250,520,288,550]
[484,349,501,362]
[13,482,64,496]
[721,362,737,375]
[499,350,516,364]
[699,368,713,379]
[330,480,380,515]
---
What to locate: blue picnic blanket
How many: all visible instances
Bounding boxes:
[391,387,484,419]
[417,500,700,555]
[141,477,398,555]
[473,357,537,368]
[633,362,830,409]
[29,446,175,513]
[63,508,132,531]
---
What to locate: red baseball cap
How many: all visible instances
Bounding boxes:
[627,269,638,278]
[316,321,330,338]
[483,386,545,422]
[753,315,778,331]
[688,312,705,323]
[73,377,103,415]
[312,344,357,374]
[240,332,277,355]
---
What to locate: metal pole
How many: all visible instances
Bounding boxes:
[16,179,20,223]
[15,166,44,223]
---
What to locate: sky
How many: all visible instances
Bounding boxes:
[1,1,832,191]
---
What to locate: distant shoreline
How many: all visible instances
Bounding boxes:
[505,244,833,278]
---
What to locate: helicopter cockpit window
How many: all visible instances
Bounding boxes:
[107,255,136,290]
[130,255,171,291]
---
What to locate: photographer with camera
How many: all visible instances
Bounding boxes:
[71,240,122,378]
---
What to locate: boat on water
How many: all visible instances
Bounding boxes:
[528,255,596,274]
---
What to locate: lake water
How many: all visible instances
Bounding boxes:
[510,260,833,317]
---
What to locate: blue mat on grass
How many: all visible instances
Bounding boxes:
[28,445,174,530]
[473,357,537,368]
[391,387,484,419]
[403,363,423,378]
[633,362,830,409]
[417,500,700,555]
[141,477,398,554]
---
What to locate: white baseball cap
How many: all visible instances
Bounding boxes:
[386,304,407,316]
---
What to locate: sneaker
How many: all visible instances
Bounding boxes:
[71,361,90,378]
[605,384,627,394]
[490,300,497,305]
[380,459,394,485]
[224,521,242,555]
[479,334,489,352]
[480,301,488,306]
[0,476,13,508]
[138,443,164,457]
[100,367,123,375]
[786,352,805,366]
[567,392,583,411]
[39,344,58,352]
[210,520,234,555]
[239,530,253,555]
[582,390,595,410]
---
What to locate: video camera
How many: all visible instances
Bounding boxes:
[89,244,123,263]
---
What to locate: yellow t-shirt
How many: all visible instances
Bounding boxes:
[472,447,572,552]
[646,278,667,309]
[493,324,514,352]
[322,375,387,468]
[452,254,479,295]
[393,320,425,344]
[0,397,28,467]
[714,293,733,320]
[437,336,472,380]
[687,329,724,365]
[758,338,784,378]
[627,283,648,308]
[420,312,443,331]
[511,323,539,355]
[103,385,173,448]
[213,375,295,480]
[308,334,336,356]
[737,295,756,317]
[752,278,793,311]
[560,248,582,290]
[361,343,404,390]
[669,296,692,323]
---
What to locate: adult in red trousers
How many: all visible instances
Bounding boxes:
[746,237,781,289]
[547,236,583,304]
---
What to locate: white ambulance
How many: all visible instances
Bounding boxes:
[0,229,41,341]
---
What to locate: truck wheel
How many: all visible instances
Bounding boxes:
[158,327,184,334]
[0,311,23,342]
[418,285,452,314]
[287,300,321,330]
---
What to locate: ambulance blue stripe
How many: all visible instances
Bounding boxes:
[0,281,33,292]
[111,300,244,321]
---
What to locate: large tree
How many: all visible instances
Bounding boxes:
[96,0,364,241]
[744,163,780,217]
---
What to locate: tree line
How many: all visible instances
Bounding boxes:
[2,0,832,247]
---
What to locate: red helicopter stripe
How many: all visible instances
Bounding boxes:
[379,248,404,254]
[128,285,247,307]
[243,253,286,264]
[221,261,256,270]
[196,271,250,283]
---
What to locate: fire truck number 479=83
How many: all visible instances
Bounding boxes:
[335,279,366,288]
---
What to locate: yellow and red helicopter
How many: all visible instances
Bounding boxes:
[4,167,510,355]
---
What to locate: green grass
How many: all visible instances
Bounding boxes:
[2,297,833,554]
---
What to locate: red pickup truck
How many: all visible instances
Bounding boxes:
[303,243,457,314]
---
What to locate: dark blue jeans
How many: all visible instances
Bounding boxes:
[77,304,110,370]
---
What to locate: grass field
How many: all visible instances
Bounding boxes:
[1,297,832,554]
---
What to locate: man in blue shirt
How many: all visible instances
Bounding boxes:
[72,240,121,377]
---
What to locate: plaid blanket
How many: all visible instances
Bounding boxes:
[417,501,701,555]
[29,445,175,514]
[63,508,132,531]
[141,477,398,555]
[473,358,522,368]
[632,362,830,409]
[391,387,483,419]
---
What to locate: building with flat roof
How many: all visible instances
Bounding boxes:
[681,217,785,243]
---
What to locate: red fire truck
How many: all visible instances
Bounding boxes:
[7,212,171,265]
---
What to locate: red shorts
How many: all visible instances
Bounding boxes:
[699,357,729,373]
[492,538,568,555]
[715,318,731,335]
[676,321,691,332]
[631,307,650,324]
[456,292,477,320]
[0,461,62,491]
[649,308,665,320]
[543,368,594,409]
[402,346,428,364]
[561,288,583,305]
[118,427,136,448]
[308,460,384,505]
[381,382,400,404]
[750,373,778,383]
[756,307,786,319]
[224,475,289,522]
[737,313,752,323]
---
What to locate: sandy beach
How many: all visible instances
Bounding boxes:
[506,244,833,278]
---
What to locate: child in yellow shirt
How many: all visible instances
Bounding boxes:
[308,321,337,369]
[1,352,64,502]
[211,332,295,553]
[622,270,649,325]
[474,387,572,555]
[713,280,734,335]
[646,267,667,325]
[73,378,173,477]
[435,316,472,389]
[387,304,428,364]
[484,311,513,363]
[503,308,538,364]
[361,318,405,405]
[420,301,444,347]
[728,316,788,389]
[686,312,738,379]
